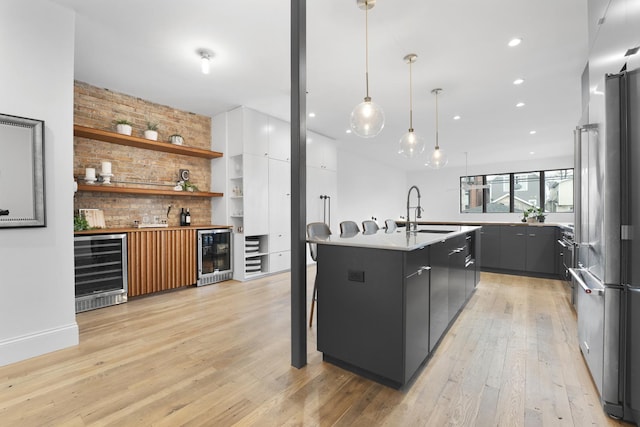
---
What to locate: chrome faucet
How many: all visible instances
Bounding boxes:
[406,185,422,232]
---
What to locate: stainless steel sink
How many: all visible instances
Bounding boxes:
[415,229,454,234]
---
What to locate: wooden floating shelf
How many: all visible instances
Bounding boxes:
[74,125,223,159]
[77,184,223,198]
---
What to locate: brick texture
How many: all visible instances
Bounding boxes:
[74,81,215,228]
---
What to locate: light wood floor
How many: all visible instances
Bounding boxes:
[0,270,633,426]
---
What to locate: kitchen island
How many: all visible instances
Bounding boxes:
[309,225,481,388]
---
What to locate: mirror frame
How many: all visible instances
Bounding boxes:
[0,113,46,228]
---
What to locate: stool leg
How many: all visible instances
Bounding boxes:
[308,277,318,327]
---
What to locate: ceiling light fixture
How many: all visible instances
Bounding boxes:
[530,130,537,135]
[508,38,522,47]
[516,102,525,107]
[513,78,524,85]
[350,0,384,138]
[426,88,448,169]
[398,53,424,158]
[199,50,211,74]
[308,112,316,118]
[453,115,461,120]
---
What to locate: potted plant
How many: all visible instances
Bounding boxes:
[179,180,199,192]
[169,134,184,145]
[114,119,133,135]
[144,122,159,141]
[535,207,546,223]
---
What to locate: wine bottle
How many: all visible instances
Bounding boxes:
[185,208,191,226]
[180,208,186,226]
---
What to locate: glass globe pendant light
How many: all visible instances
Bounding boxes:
[350,0,385,138]
[398,53,424,158]
[426,88,449,169]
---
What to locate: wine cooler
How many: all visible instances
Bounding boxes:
[197,229,233,286]
[74,234,128,312]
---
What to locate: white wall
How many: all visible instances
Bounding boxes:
[0,0,78,366]
[336,149,408,229]
[408,155,575,224]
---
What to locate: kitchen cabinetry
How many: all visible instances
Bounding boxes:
[307,131,337,171]
[216,107,294,280]
[480,225,559,277]
[404,246,431,383]
[269,158,291,272]
[500,225,526,271]
[479,225,500,269]
[448,234,467,323]
[74,125,223,198]
[429,239,449,351]
[127,228,196,296]
[525,226,557,274]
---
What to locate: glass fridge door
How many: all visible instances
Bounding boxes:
[199,230,231,275]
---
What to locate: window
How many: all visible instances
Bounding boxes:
[460,168,573,214]
[544,169,574,212]
[486,174,510,212]
[460,176,484,213]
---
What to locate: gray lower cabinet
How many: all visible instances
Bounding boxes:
[430,239,449,351]
[316,245,429,387]
[480,225,559,277]
[525,226,557,274]
[479,225,500,269]
[448,234,467,323]
[500,225,527,271]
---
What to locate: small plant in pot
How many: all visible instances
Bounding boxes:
[144,122,159,141]
[535,207,546,223]
[169,134,184,145]
[114,119,133,135]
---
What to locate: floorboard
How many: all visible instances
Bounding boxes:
[0,270,632,426]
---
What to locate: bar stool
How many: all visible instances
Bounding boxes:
[385,219,398,232]
[307,222,331,327]
[339,220,360,235]
[362,220,379,234]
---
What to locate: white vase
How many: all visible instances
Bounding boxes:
[144,130,158,141]
[116,124,132,135]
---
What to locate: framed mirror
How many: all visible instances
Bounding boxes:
[0,113,45,228]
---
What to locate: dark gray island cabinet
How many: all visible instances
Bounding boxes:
[311,225,481,388]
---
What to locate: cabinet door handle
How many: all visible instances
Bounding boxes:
[516,233,525,236]
[529,233,536,237]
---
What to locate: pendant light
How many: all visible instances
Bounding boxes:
[350,0,385,138]
[426,88,448,169]
[398,53,424,158]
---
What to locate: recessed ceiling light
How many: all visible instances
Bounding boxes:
[345,129,352,134]
[513,78,524,85]
[529,151,535,155]
[529,130,537,135]
[508,38,522,47]
[516,102,525,107]
[308,112,316,118]
[453,115,461,120]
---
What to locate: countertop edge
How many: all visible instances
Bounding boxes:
[74,224,232,235]
[309,226,481,252]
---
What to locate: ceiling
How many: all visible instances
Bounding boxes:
[52,0,588,170]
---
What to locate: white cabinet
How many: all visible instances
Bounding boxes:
[307,131,337,171]
[243,154,269,235]
[269,158,291,272]
[268,117,290,162]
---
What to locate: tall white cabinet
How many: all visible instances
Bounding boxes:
[213,107,292,281]
[213,107,338,279]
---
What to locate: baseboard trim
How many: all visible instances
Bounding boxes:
[0,323,79,367]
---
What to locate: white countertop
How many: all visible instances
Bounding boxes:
[308,225,482,252]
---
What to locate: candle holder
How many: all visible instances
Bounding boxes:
[100,173,113,184]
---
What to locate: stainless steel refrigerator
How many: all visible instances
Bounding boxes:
[571,67,640,423]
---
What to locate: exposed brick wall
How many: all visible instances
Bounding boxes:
[73,81,215,228]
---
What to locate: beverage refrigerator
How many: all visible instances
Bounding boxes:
[197,228,233,286]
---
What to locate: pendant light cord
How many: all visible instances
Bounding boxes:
[364,1,370,100]
[434,90,440,149]
[408,59,413,131]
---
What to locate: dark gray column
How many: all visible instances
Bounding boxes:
[291,0,307,368]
